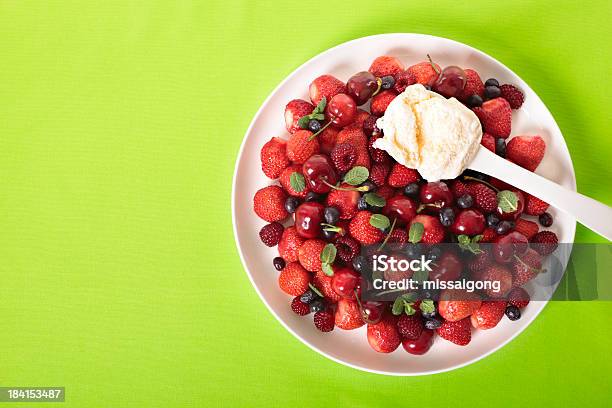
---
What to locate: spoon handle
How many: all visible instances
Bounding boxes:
[469,147,612,241]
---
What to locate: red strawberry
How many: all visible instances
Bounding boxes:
[376,185,395,200]
[500,84,524,109]
[393,70,417,93]
[330,143,357,172]
[259,222,284,247]
[367,316,401,353]
[368,136,391,163]
[318,126,338,155]
[481,264,513,298]
[438,289,482,322]
[467,182,497,213]
[450,179,469,198]
[260,137,290,179]
[506,135,546,171]
[471,301,506,329]
[514,218,539,240]
[291,296,310,316]
[511,248,543,287]
[473,97,512,138]
[284,99,314,134]
[313,269,342,303]
[410,214,445,244]
[524,192,549,216]
[369,56,405,78]
[437,317,471,346]
[481,132,495,153]
[352,109,371,128]
[280,165,309,198]
[326,184,359,220]
[388,228,408,244]
[388,163,420,187]
[278,262,310,296]
[309,74,346,105]
[278,226,304,262]
[407,61,440,86]
[298,239,326,272]
[369,162,390,187]
[253,185,288,222]
[459,69,485,101]
[397,314,424,340]
[349,211,384,244]
[467,251,491,273]
[507,287,530,308]
[314,310,335,332]
[480,227,497,243]
[370,90,398,116]
[335,298,365,330]
[286,130,320,164]
[530,231,558,255]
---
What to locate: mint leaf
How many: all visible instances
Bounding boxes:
[343,166,369,186]
[364,192,385,208]
[404,302,416,316]
[497,190,518,213]
[309,283,323,298]
[392,296,404,315]
[412,268,429,283]
[458,234,483,254]
[369,214,390,230]
[312,113,325,121]
[419,299,435,315]
[314,96,327,114]
[289,172,306,193]
[321,263,334,276]
[473,234,483,243]
[457,234,471,245]
[297,115,311,129]
[402,292,418,303]
[320,243,337,265]
[408,222,424,243]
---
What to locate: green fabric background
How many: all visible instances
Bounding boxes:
[0,1,610,407]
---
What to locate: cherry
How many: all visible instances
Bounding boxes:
[493,231,528,263]
[359,300,385,324]
[347,71,378,105]
[419,182,453,209]
[382,196,417,225]
[429,251,462,281]
[451,209,486,235]
[496,190,525,220]
[433,66,466,98]
[331,267,361,299]
[302,154,338,194]
[294,202,324,239]
[402,328,434,355]
[326,93,357,127]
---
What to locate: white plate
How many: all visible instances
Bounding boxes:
[232,34,576,376]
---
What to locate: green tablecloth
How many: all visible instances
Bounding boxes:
[0,1,610,406]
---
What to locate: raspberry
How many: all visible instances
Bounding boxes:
[349,211,384,245]
[278,262,310,296]
[376,185,395,200]
[370,90,398,116]
[514,218,539,240]
[280,165,309,198]
[260,137,289,179]
[507,287,530,309]
[259,222,284,247]
[334,235,360,264]
[253,185,288,222]
[314,310,335,332]
[467,182,497,213]
[330,143,357,172]
[287,130,320,164]
[397,314,424,340]
[388,163,420,187]
[450,179,469,198]
[362,115,379,137]
[369,162,390,187]
[291,296,310,316]
[530,231,559,255]
[524,193,549,216]
[500,84,524,109]
[368,136,391,163]
[393,70,417,93]
[278,226,305,262]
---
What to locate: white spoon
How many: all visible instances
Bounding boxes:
[469,146,612,241]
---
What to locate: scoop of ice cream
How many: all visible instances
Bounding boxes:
[373,84,482,181]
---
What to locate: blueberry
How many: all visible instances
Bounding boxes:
[322,229,336,240]
[495,220,513,235]
[539,212,553,227]
[484,78,499,87]
[381,75,395,90]
[427,246,442,262]
[361,181,377,192]
[404,182,420,197]
[484,85,501,99]
[352,255,367,273]
[405,243,422,258]
[285,197,299,213]
[357,196,368,211]
[305,191,323,202]
[309,299,326,313]
[466,94,483,108]
[300,289,318,304]
[439,207,455,227]
[486,213,500,228]
[457,194,474,209]
[324,206,340,224]
[273,257,286,271]
[308,119,322,133]
[424,318,442,330]
[495,138,506,158]
[505,305,521,321]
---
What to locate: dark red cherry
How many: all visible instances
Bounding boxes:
[433,66,466,98]
[294,202,324,239]
[302,154,338,194]
[420,182,453,209]
[360,300,385,324]
[493,231,529,263]
[382,196,417,225]
[326,93,357,127]
[451,209,486,235]
[496,190,525,220]
[402,328,434,355]
[331,267,361,299]
[347,71,378,105]
[429,251,462,281]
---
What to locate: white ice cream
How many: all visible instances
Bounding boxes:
[373,84,482,181]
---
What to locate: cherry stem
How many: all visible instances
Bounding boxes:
[321,223,344,234]
[463,175,500,192]
[308,121,332,141]
[417,203,442,213]
[321,179,370,192]
[372,77,383,97]
[427,54,441,75]
[377,217,397,252]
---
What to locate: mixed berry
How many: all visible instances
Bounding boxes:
[252,54,560,354]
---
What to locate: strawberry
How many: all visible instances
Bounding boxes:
[481,132,495,153]
[368,136,391,163]
[280,165,309,198]
[530,231,558,255]
[459,69,485,101]
[524,192,549,216]
[278,262,310,296]
[388,228,408,244]
[286,130,320,164]
[467,251,491,273]
[349,211,384,244]
[369,56,405,78]
[314,310,335,332]
[352,109,371,128]
[471,301,506,329]
[309,74,346,105]
[278,226,304,262]
[318,126,338,155]
[388,163,420,187]
[336,127,370,169]
[393,70,417,93]
[284,99,314,134]
[298,239,326,272]
[253,185,288,222]
[514,218,539,240]
[259,222,284,247]
[313,269,342,302]
[438,289,482,321]
[367,316,401,353]
[370,90,398,116]
[437,317,471,346]
[480,227,497,243]
[467,182,497,213]
[450,179,469,198]
[326,184,359,220]
[334,235,360,264]
[291,296,310,316]
[407,61,440,86]
[481,264,513,298]
[330,143,357,172]
[500,84,524,109]
[369,162,390,187]
[260,137,290,179]
[473,97,512,138]
[397,314,424,340]
[335,298,365,330]
[507,287,530,308]
[506,135,546,172]
[410,214,445,244]
[511,248,543,287]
